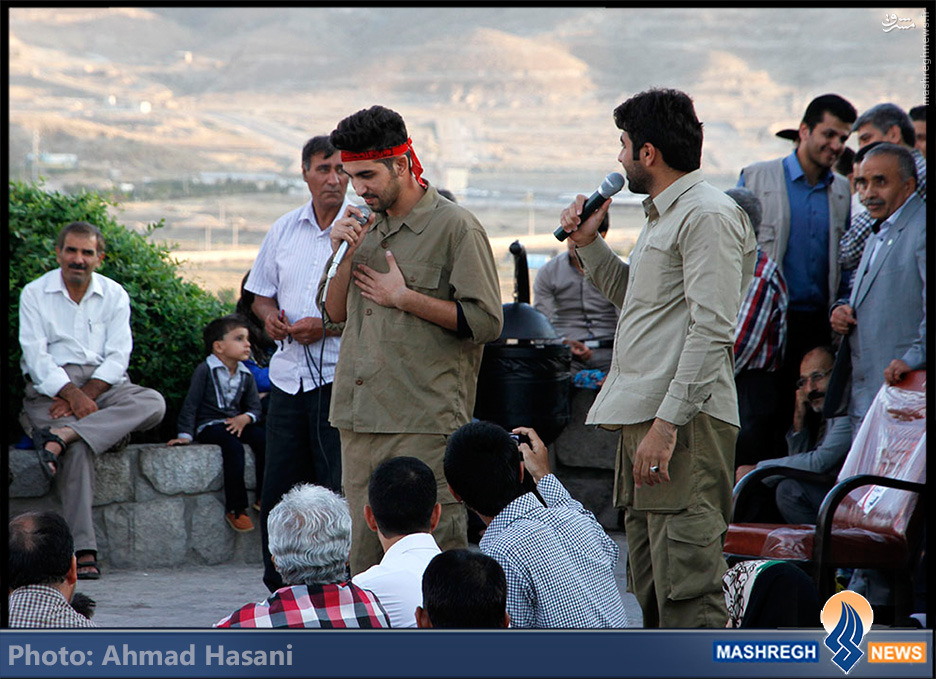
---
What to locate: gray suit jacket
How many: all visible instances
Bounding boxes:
[845,193,926,424]
[755,416,852,485]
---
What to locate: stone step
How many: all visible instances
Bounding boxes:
[9,443,262,570]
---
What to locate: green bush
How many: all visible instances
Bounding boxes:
[8,180,230,443]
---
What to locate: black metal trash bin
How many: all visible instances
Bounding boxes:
[473,241,570,446]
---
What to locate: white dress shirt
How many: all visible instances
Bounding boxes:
[19,269,132,397]
[352,532,441,628]
[245,197,350,394]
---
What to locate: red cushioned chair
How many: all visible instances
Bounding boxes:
[724,370,926,618]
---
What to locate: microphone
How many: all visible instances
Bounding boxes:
[553,172,625,241]
[326,205,371,280]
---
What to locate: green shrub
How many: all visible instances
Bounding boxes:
[8,180,230,443]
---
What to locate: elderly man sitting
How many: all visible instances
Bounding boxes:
[215,484,390,628]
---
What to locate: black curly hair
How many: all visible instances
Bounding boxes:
[613,88,704,173]
[329,105,409,154]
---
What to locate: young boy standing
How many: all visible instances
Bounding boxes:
[169,315,266,532]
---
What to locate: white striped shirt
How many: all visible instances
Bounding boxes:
[245,197,350,394]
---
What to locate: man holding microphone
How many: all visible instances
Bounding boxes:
[320,105,503,575]
[558,88,755,627]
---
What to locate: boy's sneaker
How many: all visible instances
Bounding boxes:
[251,500,261,512]
[225,511,254,533]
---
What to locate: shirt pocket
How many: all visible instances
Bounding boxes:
[756,221,777,250]
[392,261,445,331]
[86,318,107,355]
[629,244,682,306]
[398,261,442,293]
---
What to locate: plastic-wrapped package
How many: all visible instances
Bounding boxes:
[831,381,925,534]
[758,380,926,560]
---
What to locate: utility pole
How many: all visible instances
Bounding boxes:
[31,129,40,182]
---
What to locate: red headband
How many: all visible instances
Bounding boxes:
[340,137,427,188]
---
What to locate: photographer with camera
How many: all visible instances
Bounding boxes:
[443,421,628,628]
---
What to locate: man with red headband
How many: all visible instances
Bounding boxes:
[320,105,503,575]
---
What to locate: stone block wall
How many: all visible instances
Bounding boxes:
[8,443,262,570]
[9,389,623,567]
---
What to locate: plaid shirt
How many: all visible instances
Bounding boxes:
[480,474,629,629]
[9,585,97,628]
[734,247,788,374]
[839,147,926,273]
[214,582,391,628]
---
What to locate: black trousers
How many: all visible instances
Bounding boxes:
[260,382,341,592]
[196,422,266,513]
[734,369,785,465]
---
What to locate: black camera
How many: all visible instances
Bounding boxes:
[509,432,531,448]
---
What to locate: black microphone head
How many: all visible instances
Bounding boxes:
[598,172,625,198]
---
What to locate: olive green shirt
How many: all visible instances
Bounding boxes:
[577,170,756,428]
[320,185,503,434]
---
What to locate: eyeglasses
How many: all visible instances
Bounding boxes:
[796,369,832,389]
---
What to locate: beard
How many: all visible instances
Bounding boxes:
[804,140,838,170]
[625,164,652,195]
[365,174,402,214]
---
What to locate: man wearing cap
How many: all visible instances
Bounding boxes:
[320,105,503,575]
[738,94,856,431]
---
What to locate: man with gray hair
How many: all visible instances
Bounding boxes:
[839,103,926,294]
[829,142,926,428]
[828,141,925,610]
[214,484,390,628]
[727,187,789,465]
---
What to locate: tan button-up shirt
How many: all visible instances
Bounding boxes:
[321,185,503,434]
[577,170,756,428]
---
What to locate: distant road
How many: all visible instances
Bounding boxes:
[170,227,641,265]
[172,247,259,262]
[201,111,304,159]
